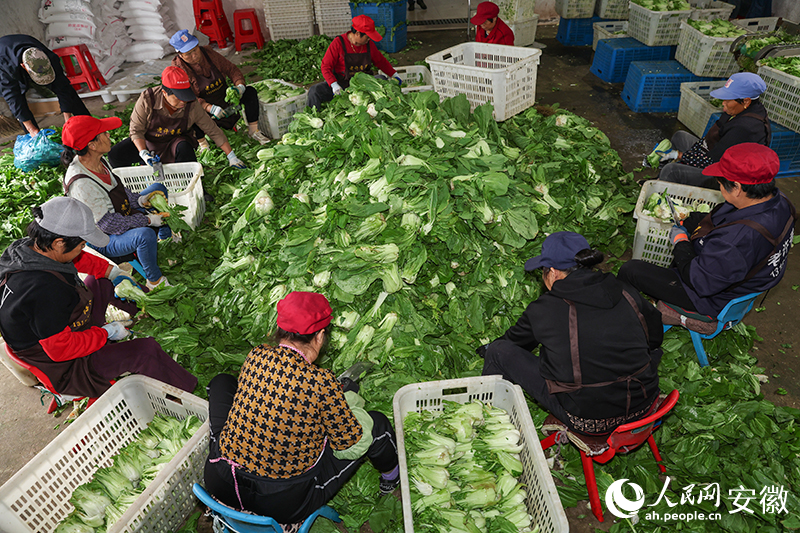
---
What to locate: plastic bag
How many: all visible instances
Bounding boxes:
[13,129,64,172]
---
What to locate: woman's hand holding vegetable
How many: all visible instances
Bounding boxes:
[102,321,131,341]
[208,105,225,120]
[236,84,246,97]
[331,82,343,96]
[107,265,137,288]
[227,151,247,169]
[138,150,159,166]
[670,224,690,244]
[147,213,168,227]
[138,190,166,209]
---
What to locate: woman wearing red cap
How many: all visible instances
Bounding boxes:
[307,15,400,111]
[471,2,514,46]
[107,66,246,170]
[61,115,173,290]
[621,144,797,333]
[204,291,400,526]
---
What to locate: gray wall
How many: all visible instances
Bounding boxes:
[0,0,45,42]
[773,0,800,23]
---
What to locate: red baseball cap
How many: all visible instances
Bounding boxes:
[277,291,333,335]
[161,66,196,101]
[702,143,779,185]
[352,15,382,41]
[62,115,122,151]
[471,1,500,25]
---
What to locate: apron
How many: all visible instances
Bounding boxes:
[691,192,797,291]
[63,162,133,216]
[178,48,239,130]
[1,270,111,397]
[335,35,374,89]
[143,87,198,164]
[704,110,771,150]
[545,290,655,434]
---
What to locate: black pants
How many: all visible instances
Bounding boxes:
[618,260,697,311]
[307,81,337,111]
[204,373,398,524]
[482,339,570,423]
[19,89,90,132]
[107,137,197,168]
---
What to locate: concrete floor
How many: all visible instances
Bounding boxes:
[0,23,798,533]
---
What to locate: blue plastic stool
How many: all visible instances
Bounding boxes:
[127,259,147,280]
[192,483,341,533]
[663,292,761,367]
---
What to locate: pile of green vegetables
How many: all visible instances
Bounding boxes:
[55,414,203,532]
[405,401,537,533]
[632,0,691,11]
[245,35,333,85]
[641,190,713,222]
[250,79,306,104]
[759,55,800,78]
[687,18,747,38]
[740,29,800,59]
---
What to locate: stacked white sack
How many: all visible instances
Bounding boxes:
[119,0,178,62]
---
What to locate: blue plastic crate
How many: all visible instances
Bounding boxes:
[703,112,800,178]
[557,16,606,47]
[350,1,407,52]
[621,60,718,113]
[590,38,675,84]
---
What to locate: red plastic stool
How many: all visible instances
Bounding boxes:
[194,0,233,44]
[199,10,231,49]
[52,45,106,92]
[233,9,265,51]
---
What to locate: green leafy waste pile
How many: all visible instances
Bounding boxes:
[1,73,798,533]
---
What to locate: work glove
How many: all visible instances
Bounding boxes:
[236,84,246,97]
[108,265,136,287]
[139,150,159,166]
[331,81,342,96]
[147,213,167,227]
[209,105,225,120]
[102,321,130,341]
[670,224,690,244]
[660,149,680,163]
[227,151,247,169]
[682,211,706,234]
[393,75,403,86]
[138,189,166,208]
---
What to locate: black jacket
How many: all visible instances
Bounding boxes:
[0,34,79,123]
[501,269,662,420]
[708,100,770,162]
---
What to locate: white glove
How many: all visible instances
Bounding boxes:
[102,321,130,341]
[331,82,342,96]
[139,149,157,166]
[137,189,166,208]
[108,265,136,287]
[209,105,225,119]
[227,151,246,169]
[147,213,165,227]
[236,84,246,97]
[660,150,680,163]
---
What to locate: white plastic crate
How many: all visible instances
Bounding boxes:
[595,0,629,20]
[0,375,209,533]
[254,79,309,139]
[632,180,724,267]
[115,162,205,230]
[627,2,692,47]
[509,14,540,47]
[555,0,596,19]
[593,20,628,50]
[496,0,537,21]
[678,80,726,137]
[690,0,735,21]
[675,21,742,78]
[758,58,800,134]
[264,0,314,40]
[395,65,435,93]
[314,0,351,36]
[393,376,569,533]
[426,43,542,121]
[731,16,780,34]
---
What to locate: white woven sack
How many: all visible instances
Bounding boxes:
[121,9,162,22]
[48,35,84,49]
[125,42,165,61]
[127,24,169,41]
[40,11,94,24]
[46,20,96,40]
[121,0,161,12]
[97,54,125,79]
[40,0,93,20]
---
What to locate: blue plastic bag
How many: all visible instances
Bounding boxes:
[13,128,63,172]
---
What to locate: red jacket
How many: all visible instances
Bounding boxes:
[476,18,515,46]
[320,33,397,86]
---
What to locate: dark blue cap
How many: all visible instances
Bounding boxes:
[170,29,199,54]
[524,232,590,271]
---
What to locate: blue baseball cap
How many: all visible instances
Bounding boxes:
[709,72,767,100]
[170,29,200,54]
[524,232,590,271]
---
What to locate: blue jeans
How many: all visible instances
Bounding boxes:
[91,227,162,282]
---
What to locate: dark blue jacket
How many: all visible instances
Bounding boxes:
[0,34,79,123]
[676,190,796,316]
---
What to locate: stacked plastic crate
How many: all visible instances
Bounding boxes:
[315,0,352,37]
[496,0,539,47]
[264,0,314,41]
[556,0,605,47]
[349,1,407,53]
